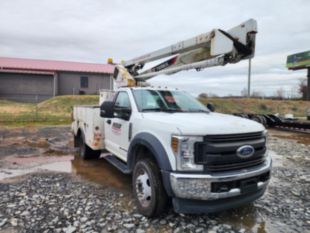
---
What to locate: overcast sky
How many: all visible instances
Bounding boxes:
[0,0,309,96]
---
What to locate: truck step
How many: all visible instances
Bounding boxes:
[103,154,131,174]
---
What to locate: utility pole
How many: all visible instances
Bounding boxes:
[247,58,252,97]
[307,68,310,101]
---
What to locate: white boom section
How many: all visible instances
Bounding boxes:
[124,19,257,67]
[113,19,257,88]
[135,55,225,80]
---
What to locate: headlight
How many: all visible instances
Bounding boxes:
[171,135,203,171]
[263,129,268,141]
[262,130,268,159]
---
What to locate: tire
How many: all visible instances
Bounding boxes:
[132,158,168,217]
[78,131,101,160]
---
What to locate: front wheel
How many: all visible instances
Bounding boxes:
[78,132,100,160]
[132,158,168,217]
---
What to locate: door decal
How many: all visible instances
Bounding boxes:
[112,122,122,134]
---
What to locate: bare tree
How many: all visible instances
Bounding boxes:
[251,90,263,98]
[275,88,285,100]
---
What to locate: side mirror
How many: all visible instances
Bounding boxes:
[100,101,114,118]
[207,103,215,112]
[114,106,131,121]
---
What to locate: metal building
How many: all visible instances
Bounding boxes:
[0,57,114,102]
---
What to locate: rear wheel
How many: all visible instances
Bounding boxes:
[132,158,168,217]
[78,131,100,160]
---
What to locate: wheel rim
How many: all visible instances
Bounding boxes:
[135,169,152,208]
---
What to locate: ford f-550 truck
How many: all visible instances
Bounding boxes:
[72,19,272,217]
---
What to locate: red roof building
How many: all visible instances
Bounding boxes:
[0,57,114,74]
[0,57,115,102]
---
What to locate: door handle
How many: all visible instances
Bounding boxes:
[106,119,111,124]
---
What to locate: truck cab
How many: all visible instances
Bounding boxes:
[72,87,271,216]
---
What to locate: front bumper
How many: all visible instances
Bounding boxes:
[169,154,272,201]
[172,186,267,214]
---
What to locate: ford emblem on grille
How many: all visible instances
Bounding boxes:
[236,145,255,158]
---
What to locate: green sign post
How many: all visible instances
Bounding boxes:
[287,50,310,100]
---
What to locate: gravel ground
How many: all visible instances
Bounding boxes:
[0,173,236,233]
[255,135,310,232]
[0,127,309,233]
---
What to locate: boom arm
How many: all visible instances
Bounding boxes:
[113,19,257,88]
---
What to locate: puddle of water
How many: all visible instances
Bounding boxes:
[5,155,74,165]
[39,161,73,173]
[0,126,131,192]
[0,156,73,180]
[0,161,71,180]
[71,156,131,192]
[1,154,131,193]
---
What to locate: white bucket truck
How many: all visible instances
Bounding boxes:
[72,19,271,217]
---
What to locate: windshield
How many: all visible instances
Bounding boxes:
[132,89,209,113]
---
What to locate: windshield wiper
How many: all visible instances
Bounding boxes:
[162,108,183,113]
[187,109,209,113]
[141,108,182,113]
[141,108,162,112]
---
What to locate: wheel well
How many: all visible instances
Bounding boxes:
[132,144,157,169]
[129,133,172,172]
[74,129,82,147]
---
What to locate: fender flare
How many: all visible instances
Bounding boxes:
[127,132,172,172]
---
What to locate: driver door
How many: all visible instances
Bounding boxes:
[104,91,132,161]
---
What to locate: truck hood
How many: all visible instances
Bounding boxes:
[142,112,265,135]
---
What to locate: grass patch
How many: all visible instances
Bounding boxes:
[0,100,35,114]
[199,97,309,116]
[37,95,98,117]
[0,95,98,126]
[0,95,309,126]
